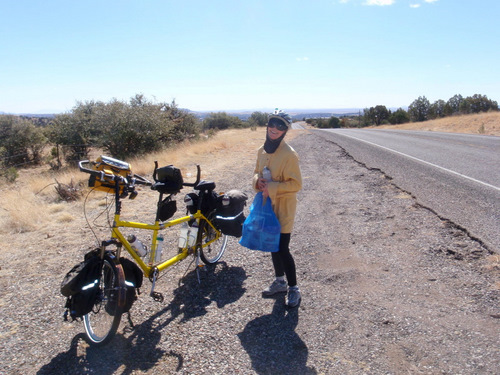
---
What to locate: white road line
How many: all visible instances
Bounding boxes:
[333,131,500,192]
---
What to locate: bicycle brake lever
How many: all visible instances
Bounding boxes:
[129,189,138,199]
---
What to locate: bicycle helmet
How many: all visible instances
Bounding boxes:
[268,108,292,130]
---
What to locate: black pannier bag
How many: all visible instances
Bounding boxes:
[61,250,102,321]
[153,165,183,194]
[158,196,177,221]
[119,257,143,313]
[184,190,219,216]
[214,190,248,237]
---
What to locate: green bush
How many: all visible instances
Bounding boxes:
[0,115,47,167]
[203,112,244,130]
[389,108,410,124]
[46,95,200,161]
[3,167,18,183]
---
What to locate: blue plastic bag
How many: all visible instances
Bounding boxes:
[239,192,281,252]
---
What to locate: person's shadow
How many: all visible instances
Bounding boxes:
[37,262,246,375]
[238,297,317,375]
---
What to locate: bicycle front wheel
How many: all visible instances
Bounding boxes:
[199,215,228,264]
[83,256,124,346]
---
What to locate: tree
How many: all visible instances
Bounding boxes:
[388,108,410,124]
[47,95,200,161]
[328,116,341,128]
[47,100,100,162]
[249,111,268,128]
[372,105,389,125]
[444,94,464,116]
[309,116,339,128]
[408,96,430,122]
[94,97,196,159]
[363,105,390,126]
[159,99,200,142]
[428,99,446,119]
[203,112,244,130]
[464,94,498,113]
[0,115,46,166]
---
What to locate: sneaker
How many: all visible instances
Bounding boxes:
[286,287,301,308]
[262,279,287,297]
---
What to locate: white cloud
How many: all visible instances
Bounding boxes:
[296,57,310,62]
[410,0,438,9]
[364,0,395,5]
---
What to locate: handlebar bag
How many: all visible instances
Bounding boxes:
[155,165,183,194]
[239,192,280,252]
[89,155,132,194]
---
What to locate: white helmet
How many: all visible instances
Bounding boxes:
[268,108,291,130]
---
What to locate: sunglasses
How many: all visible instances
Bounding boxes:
[267,121,288,131]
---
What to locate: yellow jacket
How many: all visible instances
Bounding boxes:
[252,140,302,233]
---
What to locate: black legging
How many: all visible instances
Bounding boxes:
[271,233,297,287]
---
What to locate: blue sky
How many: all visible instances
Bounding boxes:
[1,0,499,114]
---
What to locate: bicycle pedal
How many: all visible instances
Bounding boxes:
[151,291,164,303]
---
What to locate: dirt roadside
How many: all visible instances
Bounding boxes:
[1,129,499,374]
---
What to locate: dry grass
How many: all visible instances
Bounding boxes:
[0,128,278,238]
[377,111,500,136]
[0,190,47,233]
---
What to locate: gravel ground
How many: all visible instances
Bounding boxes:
[1,130,499,374]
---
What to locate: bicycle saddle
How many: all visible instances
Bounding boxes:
[195,180,216,191]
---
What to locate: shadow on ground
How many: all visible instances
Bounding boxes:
[38,262,246,375]
[238,297,317,375]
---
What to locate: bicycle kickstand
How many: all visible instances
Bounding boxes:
[195,250,203,284]
[149,268,164,303]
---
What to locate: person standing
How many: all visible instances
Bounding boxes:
[252,109,302,307]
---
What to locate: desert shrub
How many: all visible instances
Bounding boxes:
[2,167,18,183]
[0,115,47,167]
[203,112,244,130]
[54,179,84,202]
[47,95,200,161]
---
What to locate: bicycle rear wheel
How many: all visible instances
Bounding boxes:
[199,215,228,264]
[83,256,125,346]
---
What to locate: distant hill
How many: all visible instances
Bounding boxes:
[187,108,363,121]
[0,112,56,118]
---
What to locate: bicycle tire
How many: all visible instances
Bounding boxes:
[199,214,228,264]
[83,255,125,346]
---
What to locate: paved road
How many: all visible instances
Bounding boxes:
[313,128,500,252]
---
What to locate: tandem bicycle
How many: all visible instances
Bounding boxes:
[70,156,246,346]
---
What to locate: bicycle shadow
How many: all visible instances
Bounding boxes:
[238,298,317,375]
[37,262,246,375]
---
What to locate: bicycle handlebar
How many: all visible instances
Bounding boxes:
[182,164,201,187]
[79,159,200,191]
[132,173,151,186]
[152,161,201,188]
[78,160,152,187]
[79,160,115,180]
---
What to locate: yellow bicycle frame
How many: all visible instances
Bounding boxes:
[110,210,221,278]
